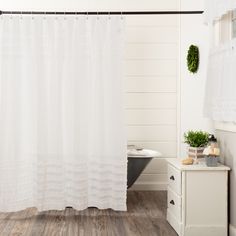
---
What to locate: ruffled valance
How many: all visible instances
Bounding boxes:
[204,0,236,24]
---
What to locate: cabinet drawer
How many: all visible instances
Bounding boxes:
[167,209,181,235]
[167,187,181,221]
[168,164,181,195]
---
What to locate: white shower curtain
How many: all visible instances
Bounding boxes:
[0,15,127,212]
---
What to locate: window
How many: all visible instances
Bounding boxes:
[232,10,236,38]
[212,20,220,46]
[213,10,236,43]
[212,13,231,46]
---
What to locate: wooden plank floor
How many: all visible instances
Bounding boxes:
[0,191,177,236]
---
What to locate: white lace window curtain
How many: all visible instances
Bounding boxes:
[0,15,127,212]
[204,0,236,122]
[204,0,236,24]
[204,39,236,122]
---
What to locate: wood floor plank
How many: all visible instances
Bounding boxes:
[8,208,37,236]
[41,210,65,236]
[26,211,48,236]
[0,191,177,236]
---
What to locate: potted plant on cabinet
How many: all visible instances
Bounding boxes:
[184,130,209,162]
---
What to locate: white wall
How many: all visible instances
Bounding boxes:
[216,130,236,236]
[126,14,179,190]
[179,0,214,157]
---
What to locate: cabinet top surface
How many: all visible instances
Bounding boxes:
[167,158,230,171]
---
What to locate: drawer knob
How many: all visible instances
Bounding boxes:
[170,200,175,205]
[170,175,175,181]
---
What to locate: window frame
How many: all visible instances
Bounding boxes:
[232,10,236,39]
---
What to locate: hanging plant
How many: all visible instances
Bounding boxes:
[187,45,199,73]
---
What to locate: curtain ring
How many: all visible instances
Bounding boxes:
[20,11,23,19]
[108,11,111,20]
[97,11,99,20]
[31,11,34,20]
[121,11,123,20]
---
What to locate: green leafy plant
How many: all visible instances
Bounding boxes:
[184,130,209,147]
[187,45,199,73]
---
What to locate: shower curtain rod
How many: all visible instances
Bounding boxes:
[0,10,204,15]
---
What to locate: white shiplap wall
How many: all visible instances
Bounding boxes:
[125,15,179,190]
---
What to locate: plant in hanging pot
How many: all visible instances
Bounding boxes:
[184,130,209,162]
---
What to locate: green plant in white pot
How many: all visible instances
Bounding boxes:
[184,130,209,162]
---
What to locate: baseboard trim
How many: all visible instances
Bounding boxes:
[129,182,167,191]
[230,224,236,236]
[184,225,227,236]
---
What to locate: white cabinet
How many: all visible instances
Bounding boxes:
[166,158,230,236]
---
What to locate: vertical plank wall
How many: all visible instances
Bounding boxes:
[125,14,179,190]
